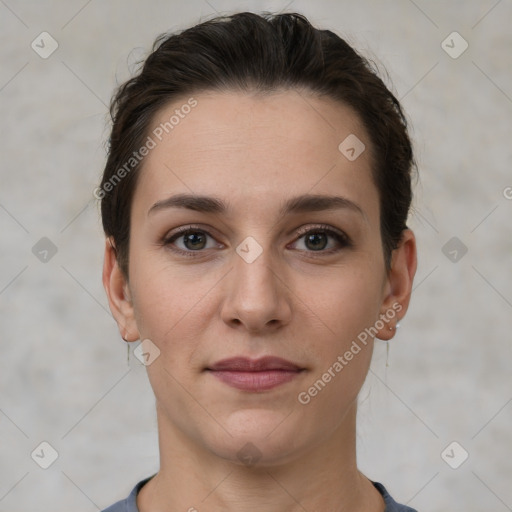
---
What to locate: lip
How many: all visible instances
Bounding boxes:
[206,356,305,392]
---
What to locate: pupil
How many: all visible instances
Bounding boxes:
[185,232,205,250]
[182,232,328,251]
[306,233,327,250]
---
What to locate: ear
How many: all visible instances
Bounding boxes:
[102,237,140,342]
[376,229,417,340]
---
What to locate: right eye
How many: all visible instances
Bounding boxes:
[163,226,222,257]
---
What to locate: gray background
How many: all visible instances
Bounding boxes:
[1,0,511,510]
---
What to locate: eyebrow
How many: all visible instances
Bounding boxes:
[147,193,366,220]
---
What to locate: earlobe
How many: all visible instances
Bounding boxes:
[102,237,140,342]
[376,229,417,340]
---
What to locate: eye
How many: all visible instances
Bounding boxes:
[163,226,221,256]
[291,225,351,254]
[162,224,351,258]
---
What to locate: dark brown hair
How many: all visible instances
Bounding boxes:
[99,11,415,276]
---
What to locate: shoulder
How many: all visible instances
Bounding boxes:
[372,481,418,512]
[101,476,155,512]
[103,476,416,512]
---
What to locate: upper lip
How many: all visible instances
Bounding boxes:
[206,356,303,372]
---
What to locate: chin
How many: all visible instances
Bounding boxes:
[204,408,312,468]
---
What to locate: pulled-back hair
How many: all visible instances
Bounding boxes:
[99,11,415,276]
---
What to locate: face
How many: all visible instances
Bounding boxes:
[104,90,416,466]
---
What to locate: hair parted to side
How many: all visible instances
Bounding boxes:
[99,11,416,277]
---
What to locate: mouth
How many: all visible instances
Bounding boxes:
[205,356,305,392]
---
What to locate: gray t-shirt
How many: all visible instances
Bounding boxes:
[101,476,418,511]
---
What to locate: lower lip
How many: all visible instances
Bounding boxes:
[208,370,301,391]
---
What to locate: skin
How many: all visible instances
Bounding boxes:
[103,90,417,512]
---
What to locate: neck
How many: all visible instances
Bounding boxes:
[137,402,384,512]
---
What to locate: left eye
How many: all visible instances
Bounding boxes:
[292,228,349,252]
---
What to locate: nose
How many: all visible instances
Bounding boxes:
[220,242,292,334]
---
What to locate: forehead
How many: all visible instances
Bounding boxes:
[132,90,379,224]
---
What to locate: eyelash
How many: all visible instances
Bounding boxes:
[162,224,351,258]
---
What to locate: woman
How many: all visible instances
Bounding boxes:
[99,11,418,512]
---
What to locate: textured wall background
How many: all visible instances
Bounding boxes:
[1,1,511,511]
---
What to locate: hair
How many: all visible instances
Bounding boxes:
[99,11,415,277]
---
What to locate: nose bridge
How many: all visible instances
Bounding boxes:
[233,235,279,302]
[222,234,291,331]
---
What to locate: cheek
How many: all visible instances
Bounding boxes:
[294,272,380,417]
[293,265,383,395]
[298,266,383,344]
[129,256,221,353]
